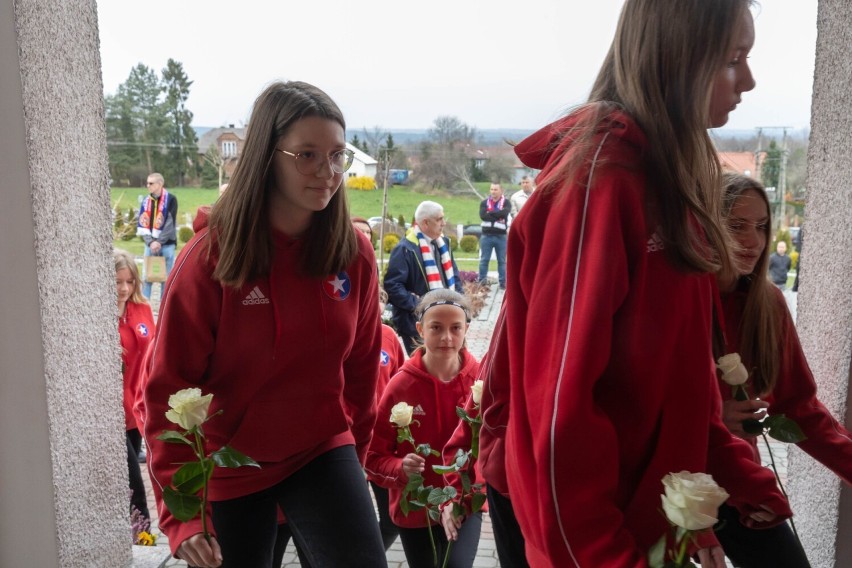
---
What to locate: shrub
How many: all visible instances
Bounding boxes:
[460,235,479,253]
[447,234,458,251]
[383,233,400,253]
[458,270,479,284]
[178,226,195,244]
[398,214,406,228]
[347,176,376,191]
[790,250,799,270]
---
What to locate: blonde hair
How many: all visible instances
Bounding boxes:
[209,81,357,287]
[541,0,751,277]
[721,173,780,396]
[113,249,146,305]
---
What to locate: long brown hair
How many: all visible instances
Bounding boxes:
[541,0,752,276]
[722,173,780,396]
[209,81,357,287]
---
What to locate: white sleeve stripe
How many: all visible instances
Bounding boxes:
[549,132,610,567]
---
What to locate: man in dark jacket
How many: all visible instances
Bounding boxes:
[479,183,511,289]
[384,200,463,354]
[769,240,792,290]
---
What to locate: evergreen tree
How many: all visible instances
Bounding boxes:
[762,139,782,191]
[161,59,197,186]
[121,64,167,174]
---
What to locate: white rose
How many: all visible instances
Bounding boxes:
[471,380,484,405]
[165,388,214,430]
[661,471,729,531]
[717,353,749,386]
[390,402,414,428]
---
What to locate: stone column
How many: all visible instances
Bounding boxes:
[0,0,129,566]
[788,1,852,567]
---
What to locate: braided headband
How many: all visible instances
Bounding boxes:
[419,300,471,323]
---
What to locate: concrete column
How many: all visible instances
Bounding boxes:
[788,1,852,567]
[0,0,129,566]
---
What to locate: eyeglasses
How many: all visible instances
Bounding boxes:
[276,148,355,175]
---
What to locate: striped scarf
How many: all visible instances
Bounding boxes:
[417,230,455,290]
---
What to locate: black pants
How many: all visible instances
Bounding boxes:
[370,480,400,550]
[715,503,810,567]
[210,445,386,568]
[398,512,481,568]
[126,430,149,520]
[486,484,528,567]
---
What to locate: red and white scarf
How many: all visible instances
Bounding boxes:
[417,229,456,290]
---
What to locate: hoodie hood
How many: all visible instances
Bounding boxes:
[514,105,647,173]
[193,205,211,233]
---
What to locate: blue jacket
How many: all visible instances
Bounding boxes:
[383,230,463,337]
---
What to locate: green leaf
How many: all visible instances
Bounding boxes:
[157,430,193,445]
[460,471,471,494]
[427,486,456,506]
[172,460,211,494]
[433,463,458,475]
[210,445,260,468]
[471,492,487,514]
[765,414,807,443]
[400,496,410,515]
[648,534,666,568]
[162,486,202,522]
[404,473,424,493]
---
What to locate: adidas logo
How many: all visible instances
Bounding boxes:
[412,404,426,416]
[646,230,665,253]
[242,286,270,305]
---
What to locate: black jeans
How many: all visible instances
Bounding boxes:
[210,445,387,568]
[370,480,400,550]
[715,503,811,567]
[398,512,481,568]
[486,484,528,567]
[126,430,149,520]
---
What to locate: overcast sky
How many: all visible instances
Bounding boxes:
[97,1,818,133]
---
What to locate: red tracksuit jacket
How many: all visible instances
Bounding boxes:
[119,300,155,431]
[366,349,479,528]
[502,109,792,567]
[721,283,852,483]
[140,226,381,554]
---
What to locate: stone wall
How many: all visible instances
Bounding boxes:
[0,0,129,565]
[788,1,852,567]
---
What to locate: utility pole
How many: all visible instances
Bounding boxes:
[379,147,390,274]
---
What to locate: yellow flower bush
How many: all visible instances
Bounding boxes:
[347,176,376,191]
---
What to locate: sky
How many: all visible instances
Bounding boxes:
[97,1,818,134]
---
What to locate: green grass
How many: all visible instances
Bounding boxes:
[111,182,515,258]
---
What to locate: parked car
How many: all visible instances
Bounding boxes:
[788,226,802,252]
[462,224,482,237]
[369,216,403,237]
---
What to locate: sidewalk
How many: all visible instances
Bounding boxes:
[147,285,506,567]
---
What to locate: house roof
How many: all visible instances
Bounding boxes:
[718,151,765,178]
[197,127,246,154]
[348,143,377,165]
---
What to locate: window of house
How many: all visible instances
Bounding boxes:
[221,141,237,157]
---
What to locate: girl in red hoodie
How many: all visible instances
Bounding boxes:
[714,173,852,567]
[116,248,154,523]
[141,82,385,568]
[501,1,793,567]
[366,289,481,568]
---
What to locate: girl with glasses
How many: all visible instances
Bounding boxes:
[499,1,792,566]
[141,81,386,568]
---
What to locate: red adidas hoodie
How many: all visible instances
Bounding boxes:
[140,220,381,554]
[502,109,792,567]
[365,349,479,529]
[721,283,852,484]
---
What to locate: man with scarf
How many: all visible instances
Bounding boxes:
[478,183,511,289]
[384,200,463,355]
[136,173,178,299]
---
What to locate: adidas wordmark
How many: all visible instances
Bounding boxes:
[242,286,270,305]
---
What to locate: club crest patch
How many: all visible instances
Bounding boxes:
[323,271,351,301]
[380,350,390,366]
[136,323,149,337]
